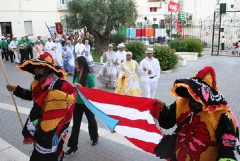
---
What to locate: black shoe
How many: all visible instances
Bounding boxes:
[59,152,65,161]
[91,136,99,146]
[64,147,78,155]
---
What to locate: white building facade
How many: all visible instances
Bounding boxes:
[0,0,68,40]
[1,0,238,40]
[135,0,236,27]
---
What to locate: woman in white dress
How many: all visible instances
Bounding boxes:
[84,40,95,72]
[96,44,117,88]
[62,40,75,75]
[54,38,63,67]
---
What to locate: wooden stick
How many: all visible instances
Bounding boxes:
[0,56,24,128]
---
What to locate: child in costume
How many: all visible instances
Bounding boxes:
[156,66,239,161]
[6,52,76,161]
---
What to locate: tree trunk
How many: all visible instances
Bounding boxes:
[94,34,110,54]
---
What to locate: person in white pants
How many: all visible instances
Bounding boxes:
[138,49,161,98]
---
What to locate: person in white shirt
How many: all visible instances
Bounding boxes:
[75,38,85,57]
[84,40,95,72]
[9,36,20,63]
[221,36,225,50]
[44,36,55,58]
[138,50,161,98]
[114,43,126,77]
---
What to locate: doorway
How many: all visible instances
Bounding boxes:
[1,22,12,37]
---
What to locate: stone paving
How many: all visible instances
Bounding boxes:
[0,53,240,161]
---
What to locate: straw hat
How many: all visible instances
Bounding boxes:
[17,52,66,79]
[145,48,154,53]
[117,43,125,48]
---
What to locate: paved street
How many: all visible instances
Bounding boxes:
[0,53,240,161]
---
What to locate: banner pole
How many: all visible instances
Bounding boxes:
[0,57,24,128]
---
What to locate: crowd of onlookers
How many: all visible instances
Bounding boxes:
[0,32,95,75]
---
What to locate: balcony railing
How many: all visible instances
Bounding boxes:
[147,2,161,8]
[58,4,68,11]
[148,0,165,2]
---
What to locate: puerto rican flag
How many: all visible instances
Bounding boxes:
[76,85,163,154]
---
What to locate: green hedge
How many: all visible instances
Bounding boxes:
[168,39,187,52]
[154,46,178,71]
[185,38,204,54]
[168,38,204,54]
[125,41,146,62]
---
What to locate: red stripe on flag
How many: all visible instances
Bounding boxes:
[125,137,159,154]
[77,86,161,119]
[110,115,162,134]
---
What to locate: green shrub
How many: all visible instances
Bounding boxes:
[185,38,204,54]
[172,34,180,39]
[168,39,188,52]
[168,38,204,54]
[154,46,178,71]
[110,32,127,47]
[125,41,146,62]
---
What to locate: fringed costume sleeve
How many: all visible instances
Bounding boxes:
[22,91,47,144]
[13,85,32,100]
[216,113,239,161]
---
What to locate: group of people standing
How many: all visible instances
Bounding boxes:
[0,35,33,63]
[97,43,161,99]
[0,34,95,76]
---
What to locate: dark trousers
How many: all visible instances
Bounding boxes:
[8,50,14,62]
[2,48,8,60]
[221,43,225,50]
[67,103,98,148]
[20,49,28,63]
[27,47,33,59]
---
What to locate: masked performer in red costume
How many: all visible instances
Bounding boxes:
[156,66,239,161]
[6,52,76,161]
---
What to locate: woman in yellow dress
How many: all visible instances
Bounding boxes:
[115,52,142,96]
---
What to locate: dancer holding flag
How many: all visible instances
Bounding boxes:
[65,56,99,156]
[155,66,239,160]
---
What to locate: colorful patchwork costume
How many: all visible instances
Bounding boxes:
[13,52,76,161]
[157,66,239,161]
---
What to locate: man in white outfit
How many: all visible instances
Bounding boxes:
[115,43,126,76]
[9,36,20,63]
[44,36,55,58]
[138,49,161,98]
[75,38,85,57]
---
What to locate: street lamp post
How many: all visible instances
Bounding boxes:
[164,14,170,39]
[170,12,172,40]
